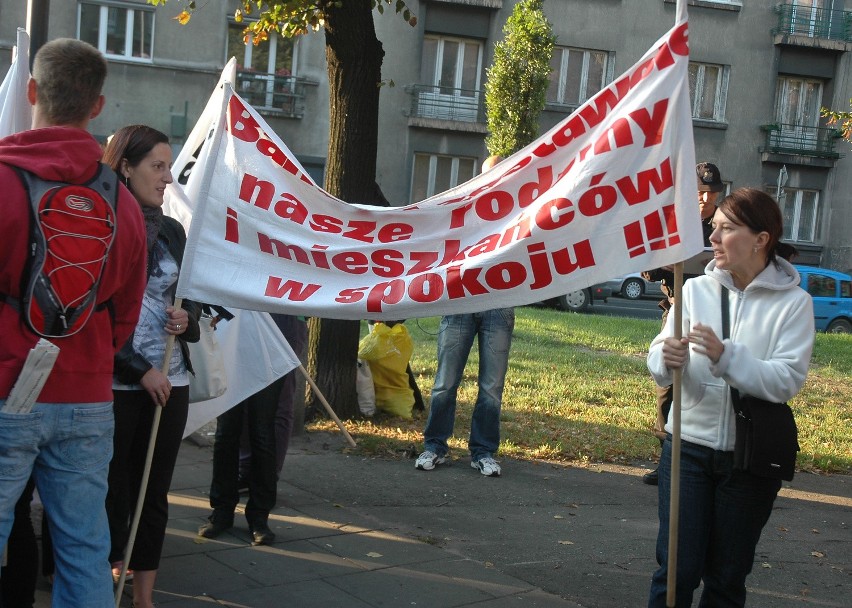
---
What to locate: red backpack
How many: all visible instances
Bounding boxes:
[6,164,119,338]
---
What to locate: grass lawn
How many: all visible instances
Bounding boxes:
[307,305,852,475]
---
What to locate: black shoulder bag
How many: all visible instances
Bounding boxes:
[721,288,799,481]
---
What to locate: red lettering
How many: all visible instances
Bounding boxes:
[371,249,406,278]
[445,265,488,299]
[264,276,321,301]
[332,251,368,274]
[310,214,343,234]
[535,198,575,230]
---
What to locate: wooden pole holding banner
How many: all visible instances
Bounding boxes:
[115,297,183,606]
[666,264,684,607]
[298,364,357,448]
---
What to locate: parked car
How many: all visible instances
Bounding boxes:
[795,265,852,333]
[544,282,612,313]
[604,272,665,301]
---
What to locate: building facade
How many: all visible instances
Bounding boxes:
[2,0,850,271]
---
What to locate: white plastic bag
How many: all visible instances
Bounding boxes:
[356,358,376,417]
[187,314,227,403]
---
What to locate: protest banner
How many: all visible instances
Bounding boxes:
[176,16,700,321]
[162,59,303,438]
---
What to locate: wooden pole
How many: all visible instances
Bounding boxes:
[115,298,183,606]
[666,264,684,607]
[297,364,357,448]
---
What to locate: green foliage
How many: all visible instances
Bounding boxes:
[148,0,417,39]
[484,0,555,157]
[821,99,852,142]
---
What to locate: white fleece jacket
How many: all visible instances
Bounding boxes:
[647,257,814,451]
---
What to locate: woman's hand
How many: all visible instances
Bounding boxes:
[661,337,689,370]
[140,367,171,407]
[165,306,188,336]
[688,323,724,364]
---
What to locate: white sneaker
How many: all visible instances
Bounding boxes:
[415,450,446,471]
[471,456,501,477]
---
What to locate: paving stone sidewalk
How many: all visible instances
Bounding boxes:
[34,430,850,607]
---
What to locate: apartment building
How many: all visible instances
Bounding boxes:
[2,0,850,271]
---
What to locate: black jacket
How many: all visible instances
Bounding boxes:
[114,215,201,385]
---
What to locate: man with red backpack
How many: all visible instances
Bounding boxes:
[0,39,146,607]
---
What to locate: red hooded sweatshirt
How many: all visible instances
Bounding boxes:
[0,127,147,402]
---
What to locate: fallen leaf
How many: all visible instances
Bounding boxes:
[811,551,825,558]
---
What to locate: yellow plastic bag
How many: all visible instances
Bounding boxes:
[357,323,414,418]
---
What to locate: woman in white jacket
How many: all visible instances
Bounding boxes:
[646,188,814,607]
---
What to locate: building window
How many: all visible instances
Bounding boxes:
[774,76,824,149]
[78,2,154,61]
[228,22,296,76]
[411,154,476,203]
[688,62,728,122]
[229,22,298,112]
[421,36,482,94]
[788,0,832,37]
[546,47,610,108]
[779,188,820,243]
[775,76,823,128]
[415,36,483,122]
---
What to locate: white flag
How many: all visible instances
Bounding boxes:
[166,59,301,438]
[0,28,32,138]
[176,17,700,321]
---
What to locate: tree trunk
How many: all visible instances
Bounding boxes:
[305,0,385,420]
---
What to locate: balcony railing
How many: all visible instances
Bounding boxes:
[761,122,842,158]
[772,3,852,42]
[405,84,486,124]
[236,69,314,119]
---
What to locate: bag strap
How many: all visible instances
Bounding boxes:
[721,287,747,418]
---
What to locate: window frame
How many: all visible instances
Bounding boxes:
[77,1,155,63]
[227,20,299,77]
[779,187,821,243]
[688,61,729,123]
[546,46,613,110]
[410,153,477,203]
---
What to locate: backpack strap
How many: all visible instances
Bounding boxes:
[721,287,746,418]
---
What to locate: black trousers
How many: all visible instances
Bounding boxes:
[210,378,284,525]
[106,386,189,570]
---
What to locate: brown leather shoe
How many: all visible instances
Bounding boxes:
[198,511,233,538]
[249,520,275,546]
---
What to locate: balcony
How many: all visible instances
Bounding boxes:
[405,84,488,132]
[772,3,852,48]
[760,122,842,160]
[236,70,317,119]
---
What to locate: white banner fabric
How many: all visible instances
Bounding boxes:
[177,19,699,321]
[164,58,302,438]
[0,28,32,138]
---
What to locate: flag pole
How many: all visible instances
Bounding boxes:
[114,298,183,606]
[297,365,357,448]
[666,264,684,607]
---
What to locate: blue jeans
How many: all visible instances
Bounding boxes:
[648,438,781,607]
[423,309,514,461]
[0,400,114,608]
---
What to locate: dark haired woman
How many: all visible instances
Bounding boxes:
[646,188,814,607]
[102,125,201,608]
